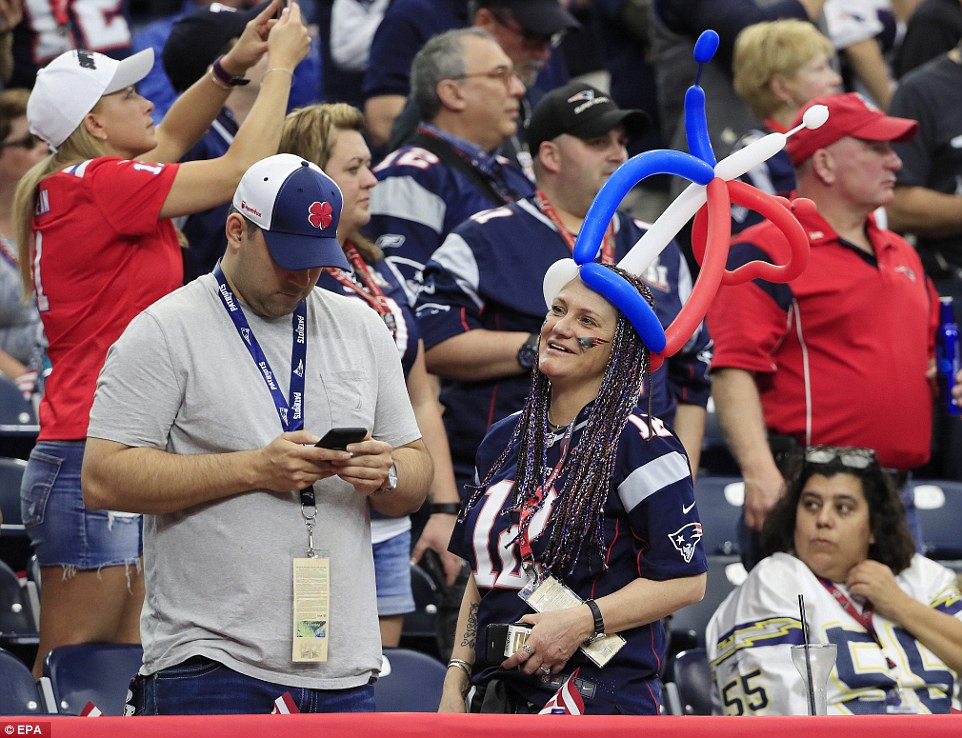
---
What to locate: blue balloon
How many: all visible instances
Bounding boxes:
[572,150,714,265]
[693,30,719,64]
[580,263,667,353]
[685,85,716,167]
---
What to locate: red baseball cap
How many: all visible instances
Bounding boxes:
[785,92,918,166]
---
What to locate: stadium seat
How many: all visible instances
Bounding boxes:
[402,562,440,641]
[0,456,30,571]
[667,555,744,657]
[0,377,38,461]
[692,475,743,556]
[670,648,712,715]
[42,642,143,715]
[0,646,46,715]
[374,647,446,712]
[912,480,962,559]
[0,557,39,663]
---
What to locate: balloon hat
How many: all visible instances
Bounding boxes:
[542,30,828,369]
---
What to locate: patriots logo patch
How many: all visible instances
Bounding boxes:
[567,90,595,103]
[309,201,333,230]
[669,522,703,563]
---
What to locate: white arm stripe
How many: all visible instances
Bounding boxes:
[618,450,690,511]
[370,176,445,233]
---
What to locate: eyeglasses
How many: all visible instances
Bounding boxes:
[0,134,42,151]
[491,10,565,50]
[805,445,877,470]
[452,66,521,89]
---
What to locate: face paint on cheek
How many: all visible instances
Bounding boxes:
[576,336,611,352]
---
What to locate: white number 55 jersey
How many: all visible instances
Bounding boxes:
[706,552,962,715]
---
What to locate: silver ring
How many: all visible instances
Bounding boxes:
[521,643,534,655]
[540,666,551,675]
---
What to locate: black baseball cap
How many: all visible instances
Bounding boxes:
[526,82,651,154]
[479,0,580,36]
[162,2,266,92]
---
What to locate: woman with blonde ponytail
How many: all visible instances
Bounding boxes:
[15,0,309,678]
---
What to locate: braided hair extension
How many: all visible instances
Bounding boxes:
[461,266,655,576]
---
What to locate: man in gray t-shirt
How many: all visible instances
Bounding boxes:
[83,154,432,714]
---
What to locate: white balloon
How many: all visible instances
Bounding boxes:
[617,183,706,275]
[542,258,580,304]
[802,104,829,130]
[714,132,787,181]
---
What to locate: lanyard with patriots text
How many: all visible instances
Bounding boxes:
[213,263,317,553]
[213,262,307,434]
[517,424,574,579]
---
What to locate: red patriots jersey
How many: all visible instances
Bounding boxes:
[30,157,181,440]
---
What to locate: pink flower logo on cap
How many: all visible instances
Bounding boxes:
[308,201,333,230]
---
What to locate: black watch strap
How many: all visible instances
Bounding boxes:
[430,502,461,515]
[516,332,539,370]
[585,598,605,641]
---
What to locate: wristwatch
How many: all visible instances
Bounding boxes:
[516,333,539,370]
[375,463,398,495]
[583,599,606,645]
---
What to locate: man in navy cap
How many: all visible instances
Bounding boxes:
[83,154,432,714]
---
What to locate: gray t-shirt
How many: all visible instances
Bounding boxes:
[88,273,420,689]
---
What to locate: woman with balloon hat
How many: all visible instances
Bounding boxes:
[438,263,709,715]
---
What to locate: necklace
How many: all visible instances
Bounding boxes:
[546,413,572,433]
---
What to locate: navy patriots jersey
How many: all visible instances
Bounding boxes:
[366,138,535,301]
[416,198,712,490]
[450,401,708,714]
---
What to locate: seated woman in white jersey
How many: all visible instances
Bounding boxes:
[707,445,962,715]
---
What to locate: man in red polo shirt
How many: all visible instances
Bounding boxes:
[708,92,939,568]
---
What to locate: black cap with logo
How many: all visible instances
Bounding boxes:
[526,82,651,155]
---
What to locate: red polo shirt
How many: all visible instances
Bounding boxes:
[708,204,938,470]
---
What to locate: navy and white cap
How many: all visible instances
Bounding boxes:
[232,154,350,271]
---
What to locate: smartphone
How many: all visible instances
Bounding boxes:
[481,623,532,665]
[315,427,367,450]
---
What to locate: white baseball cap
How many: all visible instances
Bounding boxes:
[27,48,155,148]
[232,154,351,271]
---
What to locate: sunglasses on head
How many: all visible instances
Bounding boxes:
[0,134,42,151]
[805,445,876,470]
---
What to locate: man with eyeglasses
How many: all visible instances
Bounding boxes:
[413,81,712,502]
[362,0,578,153]
[708,92,939,571]
[366,27,536,301]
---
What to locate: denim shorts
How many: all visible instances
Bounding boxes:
[21,440,142,569]
[130,656,375,714]
[372,529,414,616]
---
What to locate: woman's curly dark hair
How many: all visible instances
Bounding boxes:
[761,446,916,574]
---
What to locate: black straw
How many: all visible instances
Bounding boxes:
[798,594,817,716]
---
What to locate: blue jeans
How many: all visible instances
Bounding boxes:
[21,440,142,568]
[131,656,375,714]
[373,529,414,616]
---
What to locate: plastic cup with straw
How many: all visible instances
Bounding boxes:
[791,593,838,715]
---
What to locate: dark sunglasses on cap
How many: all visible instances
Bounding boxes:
[0,134,43,151]
[805,445,877,470]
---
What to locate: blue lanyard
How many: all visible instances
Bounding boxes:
[212,263,307,433]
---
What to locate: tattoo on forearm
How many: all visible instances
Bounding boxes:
[462,603,479,648]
